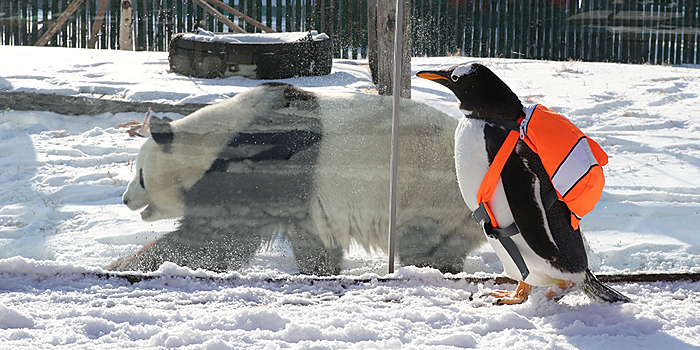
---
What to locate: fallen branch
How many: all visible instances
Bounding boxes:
[117,107,151,137]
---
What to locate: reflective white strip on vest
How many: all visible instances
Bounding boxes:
[520,105,538,139]
[552,138,599,197]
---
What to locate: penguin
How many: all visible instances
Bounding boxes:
[417,63,631,305]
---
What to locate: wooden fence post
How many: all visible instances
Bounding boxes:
[375,0,411,98]
[367,0,378,84]
[120,0,133,50]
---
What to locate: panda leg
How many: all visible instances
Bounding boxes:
[105,234,182,272]
[285,224,343,276]
[106,219,264,273]
[106,240,163,272]
[168,216,264,272]
[396,219,468,274]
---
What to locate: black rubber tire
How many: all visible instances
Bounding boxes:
[168,32,333,80]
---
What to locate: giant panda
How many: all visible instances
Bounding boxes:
[110,83,484,275]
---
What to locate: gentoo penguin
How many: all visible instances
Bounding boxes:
[417,63,631,305]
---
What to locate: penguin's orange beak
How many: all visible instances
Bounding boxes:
[416,71,450,84]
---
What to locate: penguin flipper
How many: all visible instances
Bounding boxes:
[500,151,559,261]
[581,269,632,303]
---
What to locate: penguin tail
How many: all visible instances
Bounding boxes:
[581,269,632,303]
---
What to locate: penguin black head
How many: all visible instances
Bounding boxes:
[416,63,523,121]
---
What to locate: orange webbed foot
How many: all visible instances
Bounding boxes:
[489,281,532,305]
[546,280,577,300]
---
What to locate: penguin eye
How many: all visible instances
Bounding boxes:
[139,168,145,189]
[450,65,474,82]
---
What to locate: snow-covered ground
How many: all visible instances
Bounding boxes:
[1,46,700,349]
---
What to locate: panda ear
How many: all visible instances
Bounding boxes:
[149,116,174,147]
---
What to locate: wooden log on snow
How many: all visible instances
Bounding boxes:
[0,91,206,116]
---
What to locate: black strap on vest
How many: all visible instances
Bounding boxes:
[542,189,559,212]
[483,220,530,281]
[485,118,520,132]
[474,201,530,281]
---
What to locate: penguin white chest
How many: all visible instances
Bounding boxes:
[454,118,514,228]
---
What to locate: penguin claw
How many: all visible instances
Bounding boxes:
[545,280,577,300]
[493,294,527,305]
[487,290,509,298]
[489,281,532,305]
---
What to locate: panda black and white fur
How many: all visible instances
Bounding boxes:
[112,83,484,275]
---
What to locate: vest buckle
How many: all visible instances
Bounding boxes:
[472,202,491,226]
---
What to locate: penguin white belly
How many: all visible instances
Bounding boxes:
[455,118,580,287]
[454,117,514,230]
[489,234,579,286]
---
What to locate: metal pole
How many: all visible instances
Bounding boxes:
[388,0,404,274]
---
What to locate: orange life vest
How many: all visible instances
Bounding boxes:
[476,104,608,231]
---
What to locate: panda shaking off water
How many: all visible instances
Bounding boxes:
[111,83,484,275]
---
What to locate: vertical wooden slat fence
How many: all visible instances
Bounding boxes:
[1,0,699,65]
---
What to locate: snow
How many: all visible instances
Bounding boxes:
[181,29,331,44]
[1,45,700,348]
